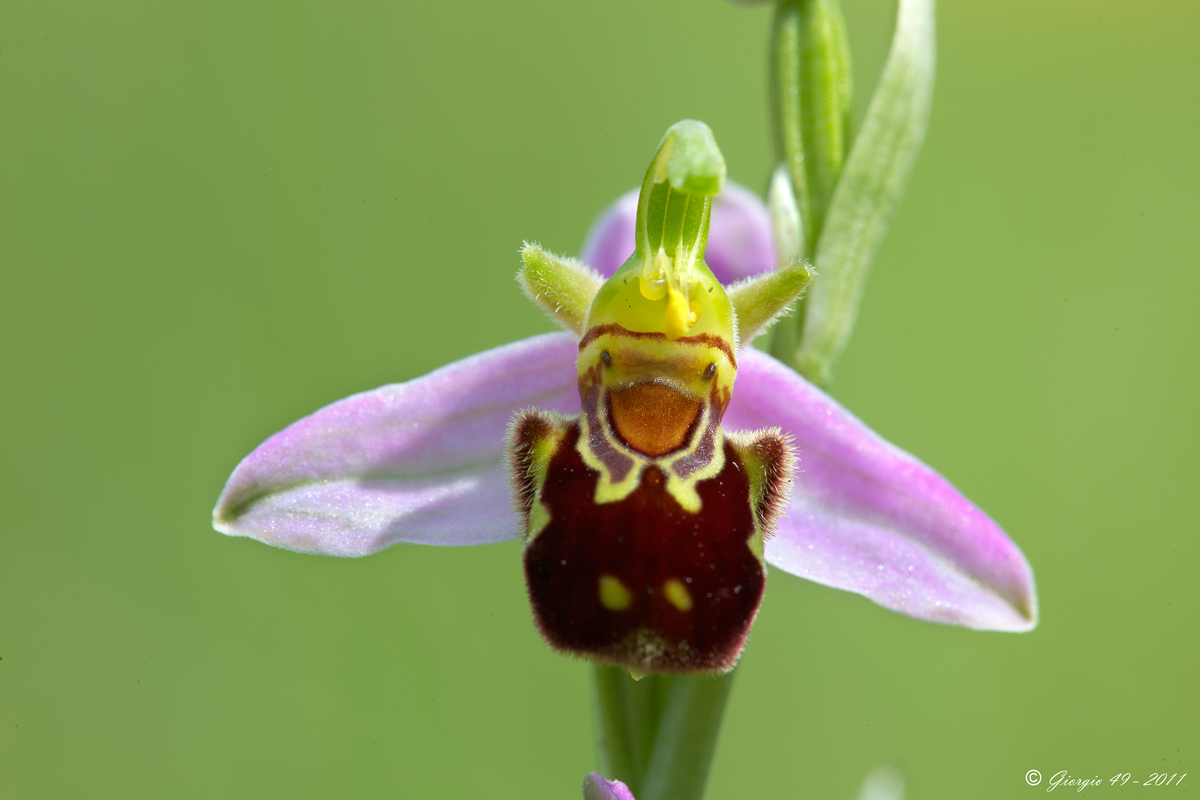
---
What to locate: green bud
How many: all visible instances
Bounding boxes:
[794,0,936,386]
[768,0,936,386]
[768,0,853,255]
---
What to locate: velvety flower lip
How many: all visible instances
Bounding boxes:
[214,184,1036,632]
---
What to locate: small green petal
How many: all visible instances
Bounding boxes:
[518,243,602,335]
[727,259,814,343]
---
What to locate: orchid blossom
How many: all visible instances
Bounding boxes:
[213,120,1036,680]
[581,768,905,800]
[584,773,636,800]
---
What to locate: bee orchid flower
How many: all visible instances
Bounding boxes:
[213,121,1036,677]
[584,772,636,800]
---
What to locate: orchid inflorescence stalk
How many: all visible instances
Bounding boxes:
[212,1,1034,798]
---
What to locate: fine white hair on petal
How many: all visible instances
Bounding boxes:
[728,346,1038,632]
[213,332,580,556]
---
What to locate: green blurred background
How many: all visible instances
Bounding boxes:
[2,1,1196,797]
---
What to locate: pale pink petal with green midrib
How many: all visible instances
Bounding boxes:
[212,333,579,556]
[729,348,1038,632]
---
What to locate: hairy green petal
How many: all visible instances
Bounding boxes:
[518,243,603,335]
[728,259,814,342]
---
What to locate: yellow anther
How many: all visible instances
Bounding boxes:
[635,251,700,340]
[664,286,695,339]
[663,578,693,612]
[599,574,633,611]
[638,272,668,301]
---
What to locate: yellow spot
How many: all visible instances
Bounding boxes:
[663,578,693,612]
[636,251,701,340]
[638,275,667,301]
[664,285,697,339]
[526,499,552,540]
[599,574,633,611]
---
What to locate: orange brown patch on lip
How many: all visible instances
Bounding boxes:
[608,383,701,457]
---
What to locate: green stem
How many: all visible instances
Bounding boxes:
[766,0,853,382]
[638,671,735,800]
[769,0,852,258]
[592,666,670,789]
[592,665,736,800]
[792,0,935,386]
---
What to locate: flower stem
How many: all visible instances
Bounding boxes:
[591,664,736,800]
[592,665,669,789]
[767,0,853,387]
[768,0,853,260]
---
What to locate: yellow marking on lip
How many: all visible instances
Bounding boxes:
[527,499,552,540]
[599,574,633,611]
[663,578,693,612]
